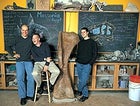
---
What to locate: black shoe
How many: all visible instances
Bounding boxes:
[37,88,44,94]
[43,89,48,94]
[26,96,39,101]
[74,90,82,96]
[79,96,88,102]
[26,96,34,101]
[49,84,54,92]
[38,81,47,94]
[20,98,27,105]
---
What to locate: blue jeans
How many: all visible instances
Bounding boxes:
[76,62,91,97]
[16,61,34,99]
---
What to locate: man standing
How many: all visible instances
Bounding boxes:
[76,27,98,102]
[6,24,34,105]
[31,33,60,94]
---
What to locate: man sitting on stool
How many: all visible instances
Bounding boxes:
[31,33,60,94]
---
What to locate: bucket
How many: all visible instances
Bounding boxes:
[129,75,140,101]
[130,75,140,83]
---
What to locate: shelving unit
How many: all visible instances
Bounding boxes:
[93,62,139,91]
[69,62,139,91]
[115,63,139,90]
[0,61,17,89]
[92,63,115,90]
[0,61,139,91]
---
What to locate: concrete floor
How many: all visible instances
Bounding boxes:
[0,90,140,106]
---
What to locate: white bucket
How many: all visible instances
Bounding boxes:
[129,81,140,101]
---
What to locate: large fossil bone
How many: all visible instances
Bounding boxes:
[53,31,79,101]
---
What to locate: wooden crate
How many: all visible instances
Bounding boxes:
[36,0,50,10]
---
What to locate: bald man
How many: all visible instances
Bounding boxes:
[6,24,34,105]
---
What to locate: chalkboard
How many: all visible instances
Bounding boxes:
[78,12,139,52]
[3,10,64,57]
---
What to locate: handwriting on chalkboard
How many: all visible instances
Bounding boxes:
[3,10,64,57]
[36,12,62,23]
[78,12,139,52]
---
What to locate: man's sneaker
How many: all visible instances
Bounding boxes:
[26,96,34,101]
[20,98,27,105]
[38,81,47,94]
[79,96,88,102]
[49,83,54,92]
[26,96,39,101]
[43,89,48,94]
[37,88,44,94]
[74,90,82,96]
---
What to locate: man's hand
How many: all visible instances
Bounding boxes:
[44,57,52,62]
[43,65,49,72]
[13,54,20,59]
[47,57,52,62]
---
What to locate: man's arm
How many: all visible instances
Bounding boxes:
[89,41,98,65]
[44,57,52,62]
[43,57,52,72]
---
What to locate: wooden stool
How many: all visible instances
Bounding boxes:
[34,71,51,103]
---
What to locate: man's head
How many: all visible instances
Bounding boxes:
[81,27,89,39]
[32,33,41,45]
[21,24,29,38]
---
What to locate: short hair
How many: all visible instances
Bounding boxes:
[21,24,29,30]
[32,33,40,38]
[81,27,89,32]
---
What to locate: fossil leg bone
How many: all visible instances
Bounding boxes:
[53,31,79,100]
